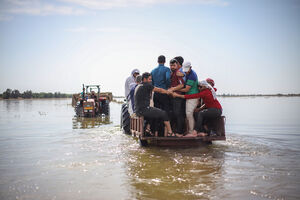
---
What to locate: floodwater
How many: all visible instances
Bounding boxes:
[0,97,299,200]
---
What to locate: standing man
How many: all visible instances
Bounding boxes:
[168,59,185,135]
[134,72,174,137]
[178,61,199,135]
[125,69,140,101]
[151,55,171,112]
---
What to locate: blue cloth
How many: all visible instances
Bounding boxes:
[151,64,171,90]
[129,84,138,112]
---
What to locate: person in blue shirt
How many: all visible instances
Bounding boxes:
[151,55,171,113]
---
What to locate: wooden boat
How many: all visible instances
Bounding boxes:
[129,115,226,147]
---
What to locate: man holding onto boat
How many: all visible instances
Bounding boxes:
[176,61,199,135]
[134,72,174,136]
[168,58,185,136]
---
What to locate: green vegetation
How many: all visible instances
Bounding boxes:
[1,88,72,99]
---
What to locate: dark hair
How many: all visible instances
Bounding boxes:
[158,55,166,63]
[174,56,184,66]
[170,58,178,65]
[142,72,151,81]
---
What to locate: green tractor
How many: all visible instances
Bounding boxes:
[73,84,112,117]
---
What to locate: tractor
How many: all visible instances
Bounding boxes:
[72,84,112,117]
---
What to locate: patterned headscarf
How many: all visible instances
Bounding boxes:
[199,80,217,100]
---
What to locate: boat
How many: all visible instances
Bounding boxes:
[121,103,226,147]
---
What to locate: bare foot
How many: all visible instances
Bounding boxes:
[197,132,207,137]
[183,133,197,137]
[175,133,183,137]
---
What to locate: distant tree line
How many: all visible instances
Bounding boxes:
[218,93,300,97]
[0,89,72,99]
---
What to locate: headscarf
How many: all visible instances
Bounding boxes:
[199,80,217,100]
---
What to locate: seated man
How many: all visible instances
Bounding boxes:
[134,72,174,137]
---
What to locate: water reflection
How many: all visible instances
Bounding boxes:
[125,145,225,200]
[72,116,112,129]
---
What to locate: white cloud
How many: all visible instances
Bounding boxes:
[65,26,123,33]
[0,0,87,16]
[0,0,228,20]
[61,0,229,10]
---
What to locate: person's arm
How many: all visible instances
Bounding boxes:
[166,69,171,89]
[179,85,191,93]
[184,91,205,99]
[176,71,185,77]
[153,87,171,95]
[169,84,184,92]
[172,92,185,98]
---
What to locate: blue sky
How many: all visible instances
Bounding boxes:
[0,0,299,96]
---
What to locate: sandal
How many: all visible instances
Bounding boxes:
[167,132,177,137]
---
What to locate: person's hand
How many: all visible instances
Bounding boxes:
[176,71,184,77]
[168,87,174,92]
[172,92,179,98]
[166,90,172,95]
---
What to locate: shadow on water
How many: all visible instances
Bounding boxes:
[72,116,112,129]
[124,143,226,200]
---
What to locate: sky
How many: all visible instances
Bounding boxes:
[0,0,299,96]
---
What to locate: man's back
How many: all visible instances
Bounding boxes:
[134,83,154,113]
[151,65,170,90]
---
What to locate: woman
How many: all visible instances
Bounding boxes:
[173,80,222,137]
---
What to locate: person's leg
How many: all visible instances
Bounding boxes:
[185,99,199,134]
[194,108,222,133]
[173,97,185,134]
[141,107,172,136]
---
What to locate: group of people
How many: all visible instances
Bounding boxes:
[124,55,222,137]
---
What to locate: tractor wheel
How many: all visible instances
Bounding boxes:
[75,104,83,117]
[121,103,131,134]
[102,100,110,116]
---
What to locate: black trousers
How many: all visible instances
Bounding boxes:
[194,108,222,132]
[171,97,185,134]
[153,92,170,113]
[138,107,169,122]
[138,107,169,136]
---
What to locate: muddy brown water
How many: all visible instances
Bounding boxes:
[0,97,299,200]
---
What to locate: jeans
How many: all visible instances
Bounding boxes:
[171,97,185,134]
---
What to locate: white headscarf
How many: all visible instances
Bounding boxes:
[199,80,217,100]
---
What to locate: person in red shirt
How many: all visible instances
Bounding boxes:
[173,80,222,137]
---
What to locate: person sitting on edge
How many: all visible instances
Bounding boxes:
[173,80,222,137]
[177,61,199,135]
[134,72,174,137]
[129,75,142,115]
[167,58,185,136]
[194,78,217,113]
[151,55,171,112]
[125,69,140,101]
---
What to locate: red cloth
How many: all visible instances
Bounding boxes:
[170,70,185,94]
[184,88,222,109]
